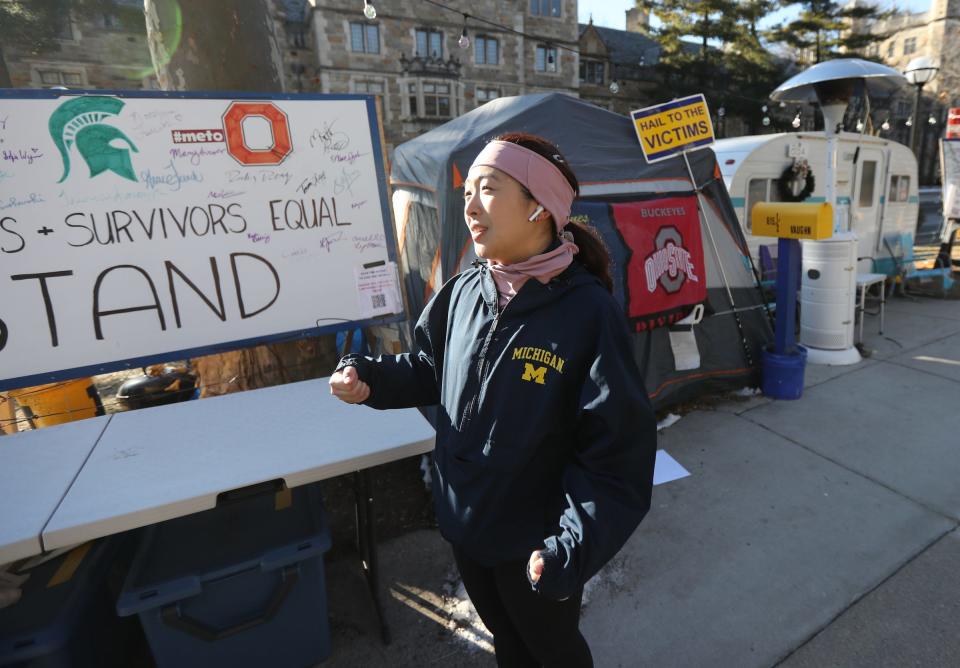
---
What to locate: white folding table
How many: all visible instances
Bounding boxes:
[0,416,110,565]
[43,378,434,551]
[4,378,434,643]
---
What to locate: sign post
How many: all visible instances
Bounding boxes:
[629,94,758,370]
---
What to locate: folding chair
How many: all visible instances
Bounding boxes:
[885,232,955,298]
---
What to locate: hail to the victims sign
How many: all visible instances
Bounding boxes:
[630,94,715,164]
[0,91,401,390]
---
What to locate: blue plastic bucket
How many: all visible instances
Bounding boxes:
[761,345,807,400]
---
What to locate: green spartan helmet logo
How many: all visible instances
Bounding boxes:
[48,96,138,183]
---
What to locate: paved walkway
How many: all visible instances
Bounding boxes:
[322,289,960,667]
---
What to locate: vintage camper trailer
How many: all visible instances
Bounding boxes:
[714,132,918,276]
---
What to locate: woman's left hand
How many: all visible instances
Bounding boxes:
[528,550,545,583]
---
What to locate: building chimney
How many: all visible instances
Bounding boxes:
[625,2,651,33]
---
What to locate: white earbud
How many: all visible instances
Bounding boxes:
[528,205,545,222]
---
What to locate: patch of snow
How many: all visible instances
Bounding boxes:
[657,413,682,431]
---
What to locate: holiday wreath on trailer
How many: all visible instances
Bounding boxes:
[778,158,815,202]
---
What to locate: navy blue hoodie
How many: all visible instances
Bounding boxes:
[338,260,656,600]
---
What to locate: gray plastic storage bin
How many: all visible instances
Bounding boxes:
[116,483,331,667]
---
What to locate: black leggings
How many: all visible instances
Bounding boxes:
[453,546,593,668]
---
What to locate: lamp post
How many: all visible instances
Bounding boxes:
[904,56,939,153]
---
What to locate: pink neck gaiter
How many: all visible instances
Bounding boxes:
[487,237,578,307]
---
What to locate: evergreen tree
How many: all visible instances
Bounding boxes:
[723,0,791,126]
[770,0,890,65]
[642,0,740,95]
[642,0,789,131]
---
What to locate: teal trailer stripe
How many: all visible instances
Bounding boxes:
[729,197,745,207]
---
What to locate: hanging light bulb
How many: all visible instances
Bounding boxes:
[762,116,771,126]
[609,80,620,94]
[792,112,801,129]
[717,106,726,118]
[905,116,913,127]
[779,101,786,108]
[363,0,376,19]
[881,118,891,131]
[928,114,937,125]
[856,119,864,132]
[761,104,768,113]
[458,14,470,49]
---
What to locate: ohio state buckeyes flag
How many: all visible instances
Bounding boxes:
[611,197,706,331]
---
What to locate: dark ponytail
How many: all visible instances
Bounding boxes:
[492,132,614,293]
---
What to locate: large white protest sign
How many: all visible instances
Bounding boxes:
[942,139,960,221]
[0,91,401,390]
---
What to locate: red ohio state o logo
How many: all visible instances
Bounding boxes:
[222,102,293,166]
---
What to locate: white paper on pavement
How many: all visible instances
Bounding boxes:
[654,450,690,486]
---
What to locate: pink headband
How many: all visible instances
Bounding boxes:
[470,140,575,230]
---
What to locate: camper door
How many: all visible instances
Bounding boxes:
[851,147,883,254]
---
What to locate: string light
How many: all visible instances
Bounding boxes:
[762,116,771,126]
[400,0,821,110]
[856,119,864,132]
[928,114,937,125]
[458,14,470,49]
[792,111,801,129]
[609,80,620,94]
[881,118,891,131]
[905,116,913,127]
[363,0,376,19]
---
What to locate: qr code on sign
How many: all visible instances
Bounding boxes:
[371,293,386,309]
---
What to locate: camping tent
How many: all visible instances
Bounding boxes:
[389,93,772,408]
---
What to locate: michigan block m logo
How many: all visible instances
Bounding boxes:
[49,96,138,183]
[521,363,547,385]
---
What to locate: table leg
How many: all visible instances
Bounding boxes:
[880,279,885,335]
[858,283,866,345]
[353,469,391,645]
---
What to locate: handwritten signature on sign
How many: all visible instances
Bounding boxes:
[297,171,327,195]
[334,168,361,196]
[310,119,350,154]
[140,159,204,192]
[169,145,227,166]
[0,193,45,211]
[353,232,385,252]
[130,110,183,137]
[2,148,44,165]
[318,230,346,252]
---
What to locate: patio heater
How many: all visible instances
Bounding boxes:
[771,59,907,365]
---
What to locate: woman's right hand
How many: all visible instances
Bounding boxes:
[329,365,370,404]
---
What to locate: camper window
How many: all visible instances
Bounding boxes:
[889,175,911,203]
[746,177,783,231]
[859,161,877,208]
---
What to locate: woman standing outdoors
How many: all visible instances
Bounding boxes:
[330,133,656,667]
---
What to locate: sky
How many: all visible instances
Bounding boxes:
[578,1,933,31]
